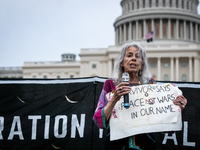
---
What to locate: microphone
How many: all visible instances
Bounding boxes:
[122,72,129,109]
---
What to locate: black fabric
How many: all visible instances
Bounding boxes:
[0,78,199,150]
[0,81,106,150]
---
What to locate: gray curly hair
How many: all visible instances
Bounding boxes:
[112,42,152,85]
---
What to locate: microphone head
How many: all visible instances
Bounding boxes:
[122,72,129,82]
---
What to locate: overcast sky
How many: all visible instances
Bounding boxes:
[0,0,199,67]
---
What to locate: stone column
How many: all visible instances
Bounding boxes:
[146,0,149,8]
[195,23,199,42]
[157,57,161,80]
[119,25,122,44]
[124,24,126,42]
[151,19,154,38]
[143,19,146,39]
[168,19,171,39]
[115,27,118,45]
[108,59,112,77]
[190,22,193,41]
[176,19,179,39]
[133,22,135,40]
[130,1,132,10]
[184,20,186,40]
[125,3,128,13]
[160,19,163,39]
[170,57,174,81]
[189,57,193,82]
[194,57,199,82]
[129,22,132,41]
[175,57,179,81]
[136,20,139,40]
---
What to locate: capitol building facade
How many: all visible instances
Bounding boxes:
[23,0,200,82]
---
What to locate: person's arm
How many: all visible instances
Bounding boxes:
[93,80,131,129]
[93,79,114,129]
[104,82,131,121]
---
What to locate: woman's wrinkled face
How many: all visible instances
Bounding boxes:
[120,46,143,75]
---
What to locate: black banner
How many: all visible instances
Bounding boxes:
[0,78,107,150]
[0,78,200,150]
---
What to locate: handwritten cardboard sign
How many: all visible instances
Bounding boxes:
[107,83,183,141]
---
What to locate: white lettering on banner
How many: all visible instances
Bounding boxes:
[0,117,4,139]
[162,133,178,145]
[8,116,24,140]
[109,83,183,141]
[44,115,50,139]
[99,129,103,138]
[162,121,196,147]
[0,114,86,140]
[54,115,67,138]
[183,121,196,147]
[71,114,85,138]
[28,115,41,140]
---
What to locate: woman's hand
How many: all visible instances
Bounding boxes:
[173,95,187,111]
[104,82,131,121]
[112,82,131,102]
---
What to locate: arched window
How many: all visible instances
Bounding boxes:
[163,0,165,7]
[156,0,159,7]
[182,74,187,81]
[143,0,145,8]
[164,74,169,81]
[132,2,134,10]
[176,0,178,8]
[169,0,172,7]
[149,0,152,7]
[164,63,169,68]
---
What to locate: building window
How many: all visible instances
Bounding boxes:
[33,75,36,78]
[92,64,96,68]
[149,0,152,7]
[151,63,156,68]
[164,63,169,68]
[182,74,187,81]
[70,75,74,78]
[163,0,165,7]
[132,2,134,10]
[143,0,145,8]
[155,21,159,37]
[182,62,187,67]
[156,0,159,7]
[44,75,47,79]
[187,1,189,10]
[137,0,139,9]
[164,75,169,81]
[176,0,178,8]
[57,75,60,79]
[182,0,184,9]
[169,0,172,7]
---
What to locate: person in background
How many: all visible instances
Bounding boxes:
[93,42,187,150]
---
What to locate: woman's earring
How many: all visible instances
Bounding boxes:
[138,70,142,76]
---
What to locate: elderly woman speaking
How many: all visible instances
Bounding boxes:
[93,42,187,150]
